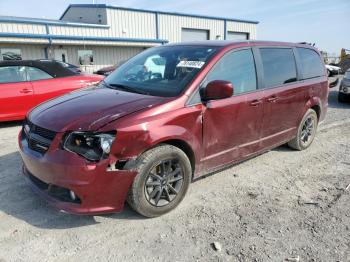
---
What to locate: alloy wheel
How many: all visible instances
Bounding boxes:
[144,159,184,207]
[300,116,315,146]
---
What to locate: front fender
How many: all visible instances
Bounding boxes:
[108,107,203,168]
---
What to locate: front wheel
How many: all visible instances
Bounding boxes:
[288,109,318,151]
[125,145,191,217]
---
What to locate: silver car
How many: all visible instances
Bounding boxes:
[339,70,350,102]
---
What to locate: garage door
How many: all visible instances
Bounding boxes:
[227,32,249,40]
[182,28,209,42]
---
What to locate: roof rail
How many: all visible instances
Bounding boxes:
[298,42,315,46]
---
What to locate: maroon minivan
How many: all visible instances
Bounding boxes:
[19,41,328,217]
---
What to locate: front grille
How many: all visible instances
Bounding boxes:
[23,120,57,155]
[32,125,56,140]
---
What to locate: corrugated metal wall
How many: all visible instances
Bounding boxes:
[158,14,225,42]
[0,8,257,44]
[0,22,46,34]
[106,9,157,39]
[0,6,258,72]
[0,43,46,59]
[49,25,109,38]
[49,45,144,73]
[226,21,257,39]
[60,7,108,25]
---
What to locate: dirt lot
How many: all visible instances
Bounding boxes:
[0,79,349,262]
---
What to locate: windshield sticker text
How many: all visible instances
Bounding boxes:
[176,61,205,69]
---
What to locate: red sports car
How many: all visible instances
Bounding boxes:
[0,60,103,122]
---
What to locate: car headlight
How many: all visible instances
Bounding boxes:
[63,131,116,161]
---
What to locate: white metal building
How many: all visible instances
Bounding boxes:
[0,4,258,73]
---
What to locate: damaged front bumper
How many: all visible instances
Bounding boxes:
[19,131,137,215]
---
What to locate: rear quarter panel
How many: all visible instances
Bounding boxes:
[297,77,328,124]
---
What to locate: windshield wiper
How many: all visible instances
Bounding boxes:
[103,81,148,95]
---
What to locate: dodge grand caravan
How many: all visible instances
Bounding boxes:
[19,41,328,217]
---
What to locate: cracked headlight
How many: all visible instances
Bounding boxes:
[63,131,116,161]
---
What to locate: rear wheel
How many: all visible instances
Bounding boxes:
[125,145,191,218]
[288,109,318,151]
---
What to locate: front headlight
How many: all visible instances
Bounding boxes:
[63,131,116,161]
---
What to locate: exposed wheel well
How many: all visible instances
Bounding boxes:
[311,104,321,120]
[160,139,195,175]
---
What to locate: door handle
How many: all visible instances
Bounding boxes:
[20,88,33,93]
[267,96,278,102]
[250,99,262,106]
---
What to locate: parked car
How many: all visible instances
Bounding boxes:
[54,60,82,74]
[19,41,328,217]
[325,64,341,76]
[94,60,126,76]
[0,60,104,122]
[338,69,350,102]
[94,65,117,76]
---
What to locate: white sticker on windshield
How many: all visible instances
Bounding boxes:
[176,60,205,69]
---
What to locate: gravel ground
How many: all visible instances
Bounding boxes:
[0,79,349,262]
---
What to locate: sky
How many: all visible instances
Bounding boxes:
[0,0,348,55]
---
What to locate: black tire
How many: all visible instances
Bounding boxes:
[125,144,191,218]
[288,109,318,151]
[338,92,347,103]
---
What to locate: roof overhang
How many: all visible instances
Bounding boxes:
[0,32,168,45]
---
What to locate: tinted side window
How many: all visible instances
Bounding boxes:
[205,49,257,95]
[26,67,53,81]
[260,48,297,88]
[297,48,324,79]
[0,66,27,83]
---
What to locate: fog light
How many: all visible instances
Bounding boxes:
[343,87,348,93]
[69,190,76,201]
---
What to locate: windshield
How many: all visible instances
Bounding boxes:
[104,46,219,97]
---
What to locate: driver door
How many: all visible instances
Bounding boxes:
[201,48,265,171]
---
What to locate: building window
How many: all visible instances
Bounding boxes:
[78,50,93,65]
[181,28,209,42]
[0,48,22,60]
[227,32,249,40]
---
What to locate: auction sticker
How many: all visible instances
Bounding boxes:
[177,60,205,69]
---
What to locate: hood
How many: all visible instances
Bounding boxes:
[29,87,167,132]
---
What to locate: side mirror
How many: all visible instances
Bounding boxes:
[201,80,234,101]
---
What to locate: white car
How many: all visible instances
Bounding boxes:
[325,64,341,76]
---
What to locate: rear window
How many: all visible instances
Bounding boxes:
[260,48,297,88]
[0,66,27,83]
[297,48,325,79]
[26,66,53,81]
